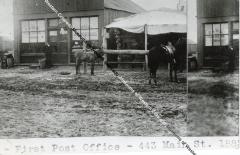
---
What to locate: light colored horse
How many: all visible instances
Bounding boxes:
[74,42,103,75]
[74,49,96,75]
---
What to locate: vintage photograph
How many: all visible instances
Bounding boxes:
[0,0,188,138]
[187,0,239,136]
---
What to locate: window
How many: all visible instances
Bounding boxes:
[232,21,239,48]
[204,23,229,46]
[49,30,58,42]
[233,22,239,31]
[21,20,45,43]
[71,17,99,41]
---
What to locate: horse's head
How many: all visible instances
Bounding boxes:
[94,47,105,58]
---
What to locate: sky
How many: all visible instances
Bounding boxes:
[0,0,197,42]
[187,0,197,43]
[0,0,13,39]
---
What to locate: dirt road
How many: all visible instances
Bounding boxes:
[0,66,187,138]
[188,70,239,136]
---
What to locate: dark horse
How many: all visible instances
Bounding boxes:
[75,48,103,75]
[148,43,179,84]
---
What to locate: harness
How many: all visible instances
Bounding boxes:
[161,45,174,55]
[161,45,176,64]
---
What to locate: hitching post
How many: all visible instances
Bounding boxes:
[102,28,108,71]
[144,24,149,71]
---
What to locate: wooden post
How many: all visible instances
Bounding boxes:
[114,29,122,69]
[144,24,149,71]
[102,28,108,71]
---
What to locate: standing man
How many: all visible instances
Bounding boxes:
[44,42,53,68]
[227,45,235,72]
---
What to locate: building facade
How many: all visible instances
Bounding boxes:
[0,36,13,52]
[13,0,144,64]
[197,0,239,68]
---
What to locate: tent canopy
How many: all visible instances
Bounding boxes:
[106,9,187,35]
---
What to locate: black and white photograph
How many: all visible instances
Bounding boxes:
[0,0,239,155]
[187,0,239,136]
[0,0,188,138]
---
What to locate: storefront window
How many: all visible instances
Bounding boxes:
[221,35,229,46]
[21,20,46,43]
[21,21,29,32]
[38,20,45,31]
[205,35,212,46]
[232,21,239,52]
[205,24,212,35]
[49,30,58,42]
[72,18,80,29]
[22,32,29,43]
[72,16,99,42]
[213,34,221,46]
[81,18,90,30]
[90,17,98,29]
[29,32,38,43]
[233,22,239,31]
[213,24,220,34]
[204,23,229,46]
[233,34,239,40]
[221,23,229,34]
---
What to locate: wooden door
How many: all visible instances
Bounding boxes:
[48,19,68,64]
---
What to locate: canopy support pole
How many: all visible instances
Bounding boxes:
[102,28,108,71]
[144,24,148,71]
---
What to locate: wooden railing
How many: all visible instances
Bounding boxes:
[102,50,149,71]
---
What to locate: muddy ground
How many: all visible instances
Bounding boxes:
[188,70,239,136]
[0,66,187,138]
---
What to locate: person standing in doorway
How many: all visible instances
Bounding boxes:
[44,42,53,68]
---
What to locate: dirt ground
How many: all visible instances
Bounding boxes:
[0,66,187,138]
[188,70,239,136]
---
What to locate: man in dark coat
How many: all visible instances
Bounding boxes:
[44,42,53,68]
[227,45,235,72]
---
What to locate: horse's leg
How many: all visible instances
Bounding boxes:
[174,64,179,83]
[169,63,173,82]
[149,71,152,85]
[83,62,87,74]
[154,70,157,85]
[91,61,94,76]
[76,59,79,75]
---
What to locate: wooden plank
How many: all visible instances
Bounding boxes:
[198,0,239,18]
[103,50,149,55]
[14,0,104,14]
[21,53,45,57]
[107,62,145,64]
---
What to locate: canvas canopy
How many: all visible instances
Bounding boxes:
[106,9,187,35]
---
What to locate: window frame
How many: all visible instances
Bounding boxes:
[21,19,46,43]
[71,16,99,42]
[204,23,229,47]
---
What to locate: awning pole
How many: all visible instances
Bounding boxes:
[144,24,148,71]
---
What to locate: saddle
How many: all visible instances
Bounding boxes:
[161,45,176,64]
